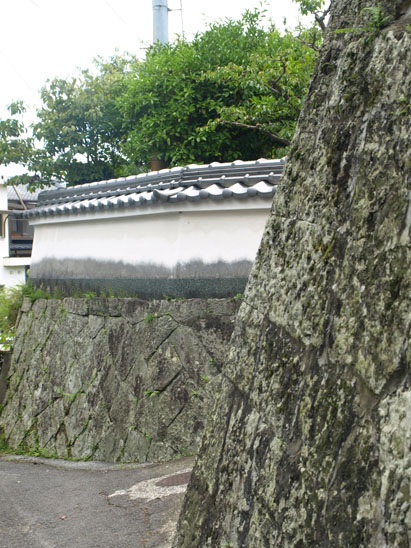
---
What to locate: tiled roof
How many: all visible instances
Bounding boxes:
[8,182,66,204]
[24,158,284,219]
[7,184,42,203]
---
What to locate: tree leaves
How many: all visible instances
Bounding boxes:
[30,55,137,186]
[1,9,321,187]
[0,103,33,167]
[119,10,320,169]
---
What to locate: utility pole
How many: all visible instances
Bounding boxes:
[152,0,169,44]
[151,0,169,171]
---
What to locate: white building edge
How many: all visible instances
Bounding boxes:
[0,184,30,288]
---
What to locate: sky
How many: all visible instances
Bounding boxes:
[0,0,310,176]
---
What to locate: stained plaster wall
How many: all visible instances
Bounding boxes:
[29,204,270,298]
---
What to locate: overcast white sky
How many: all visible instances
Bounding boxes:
[0,0,311,118]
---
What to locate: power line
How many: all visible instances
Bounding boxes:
[0,49,38,102]
[169,0,184,38]
[102,0,130,27]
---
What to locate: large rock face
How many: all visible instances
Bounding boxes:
[0,297,237,462]
[173,1,411,546]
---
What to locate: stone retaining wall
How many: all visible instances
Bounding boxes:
[0,351,11,405]
[0,296,238,462]
[173,0,411,545]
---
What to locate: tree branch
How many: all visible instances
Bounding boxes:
[295,37,321,52]
[271,58,287,86]
[315,6,331,32]
[221,119,291,147]
[267,58,290,99]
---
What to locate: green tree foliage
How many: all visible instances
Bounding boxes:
[0,102,32,167]
[30,55,136,186]
[294,0,325,15]
[293,0,329,31]
[120,9,321,169]
[2,8,322,186]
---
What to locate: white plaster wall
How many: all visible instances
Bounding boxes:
[0,264,27,287]
[31,208,269,270]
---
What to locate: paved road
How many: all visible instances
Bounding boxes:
[0,455,194,548]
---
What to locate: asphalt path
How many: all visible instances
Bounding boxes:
[0,455,194,548]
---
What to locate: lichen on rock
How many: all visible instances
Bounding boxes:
[173,0,411,546]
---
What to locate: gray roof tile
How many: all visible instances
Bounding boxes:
[7,182,65,203]
[23,158,285,220]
